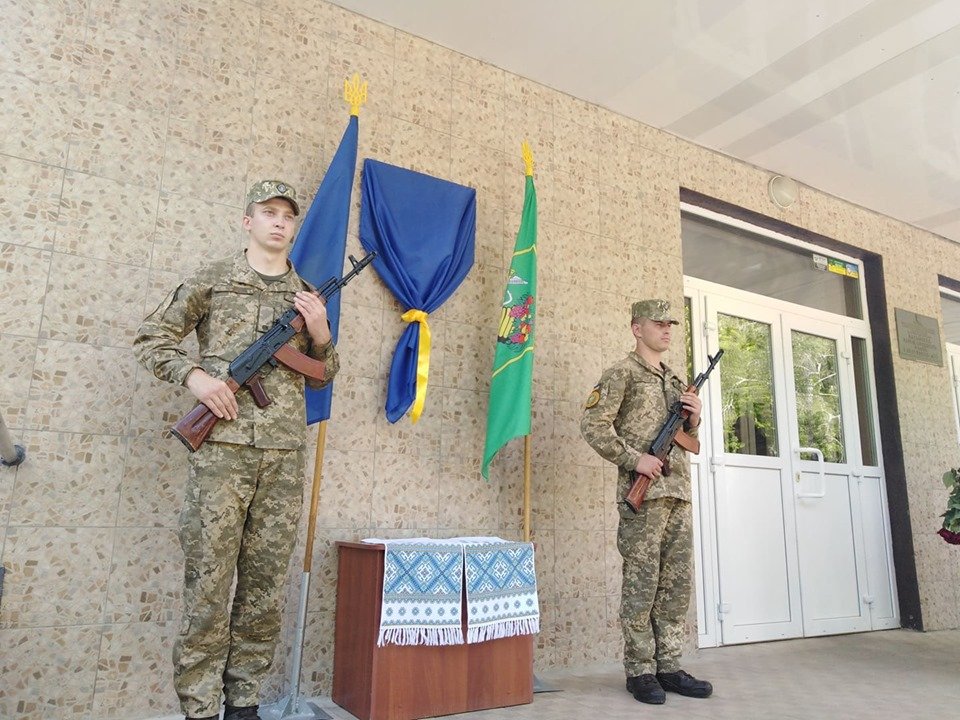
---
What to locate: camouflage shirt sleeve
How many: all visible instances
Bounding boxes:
[580,368,645,471]
[133,277,208,387]
[305,337,340,389]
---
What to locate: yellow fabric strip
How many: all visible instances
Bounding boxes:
[401,309,431,423]
[492,345,534,379]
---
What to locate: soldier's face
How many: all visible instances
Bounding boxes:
[633,318,673,352]
[243,198,297,253]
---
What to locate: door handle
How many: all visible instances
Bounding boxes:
[796,446,826,499]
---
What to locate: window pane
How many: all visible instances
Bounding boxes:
[718,314,779,457]
[792,331,845,463]
[851,337,878,466]
[684,297,694,383]
[683,214,862,319]
[940,292,960,344]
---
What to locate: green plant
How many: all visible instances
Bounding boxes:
[939,468,960,545]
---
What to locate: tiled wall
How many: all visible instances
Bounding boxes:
[1,1,958,718]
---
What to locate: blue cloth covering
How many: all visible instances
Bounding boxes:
[289,115,358,424]
[359,159,476,422]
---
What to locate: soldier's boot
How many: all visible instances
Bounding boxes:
[223,705,261,720]
[656,670,713,698]
[185,716,218,720]
[626,674,666,704]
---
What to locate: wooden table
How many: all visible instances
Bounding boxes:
[332,541,534,720]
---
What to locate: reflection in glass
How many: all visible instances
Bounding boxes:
[851,337,878,466]
[792,331,845,463]
[719,314,779,456]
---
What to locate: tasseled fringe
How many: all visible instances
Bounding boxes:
[377,626,465,647]
[466,617,541,644]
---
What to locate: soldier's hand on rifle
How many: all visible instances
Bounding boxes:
[186,369,239,420]
[295,291,331,345]
[680,391,702,427]
[635,454,664,478]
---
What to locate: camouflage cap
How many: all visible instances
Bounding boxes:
[631,299,679,325]
[245,179,300,216]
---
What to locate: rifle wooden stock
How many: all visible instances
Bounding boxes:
[171,378,240,452]
[624,472,653,513]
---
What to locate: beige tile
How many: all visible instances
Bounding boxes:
[55,172,156,266]
[439,386,486,466]
[333,301,383,379]
[475,203,506,270]
[395,31,456,77]
[452,52,505,94]
[27,340,137,434]
[92,621,180,719]
[438,456,500,531]
[370,451,440,530]
[40,253,148,347]
[105,528,182,623]
[77,23,174,113]
[391,119,452,179]
[0,155,62,252]
[554,399,605,469]
[87,0,181,43]
[257,5,331,88]
[0,242,51,337]
[552,595,619,666]
[177,0,260,72]
[442,262,503,326]
[309,447,374,528]
[0,625,102,720]
[118,433,189,528]
[504,73,555,115]
[299,609,336,698]
[394,58,453,133]
[374,380,442,457]
[169,50,255,142]
[69,98,166,189]
[554,339,603,405]
[555,464,604,532]
[450,139,506,210]
[0,73,75,166]
[8,431,123,526]
[326,2,396,57]
[325,375,379,454]
[127,358,198,439]
[552,171,600,234]
[553,530,606,599]
[0,526,113,628]
[554,115,600,182]
[162,118,249,207]
[599,183,644,242]
[503,102,554,169]
[1,0,83,86]
[440,320,493,393]
[451,82,505,152]
[251,70,329,148]
[0,334,37,429]
[152,192,242,275]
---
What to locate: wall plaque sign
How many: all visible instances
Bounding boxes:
[895,308,942,366]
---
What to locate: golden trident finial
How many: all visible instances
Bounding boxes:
[521,141,534,177]
[344,73,368,116]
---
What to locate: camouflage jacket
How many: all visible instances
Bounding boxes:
[580,351,697,503]
[134,251,340,450]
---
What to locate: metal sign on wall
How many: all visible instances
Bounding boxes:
[895,308,943,366]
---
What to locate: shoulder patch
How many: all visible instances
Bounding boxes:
[585,384,601,409]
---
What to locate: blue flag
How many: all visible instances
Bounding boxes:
[290,114,358,425]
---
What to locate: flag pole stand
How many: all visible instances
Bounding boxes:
[523,435,559,695]
[261,422,333,720]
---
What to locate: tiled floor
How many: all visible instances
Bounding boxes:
[297,628,960,720]
[157,629,959,720]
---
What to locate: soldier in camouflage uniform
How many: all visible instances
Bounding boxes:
[580,299,713,705]
[134,181,340,720]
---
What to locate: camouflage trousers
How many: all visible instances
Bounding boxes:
[174,441,304,718]
[617,496,692,677]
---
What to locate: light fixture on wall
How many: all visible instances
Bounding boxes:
[767,174,799,209]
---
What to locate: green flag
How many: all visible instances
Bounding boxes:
[482,171,537,478]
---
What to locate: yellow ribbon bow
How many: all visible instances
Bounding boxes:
[400,309,431,422]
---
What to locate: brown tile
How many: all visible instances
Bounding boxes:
[56,172,156,266]
[8,431,123,527]
[0,155,62,252]
[92,621,180,719]
[0,526,113,628]
[0,625,101,719]
[0,242,51,337]
[27,340,137,434]
[40,253,149,347]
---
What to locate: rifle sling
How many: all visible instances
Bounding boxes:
[673,429,700,454]
[272,343,327,381]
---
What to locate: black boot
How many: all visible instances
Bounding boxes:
[626,673,666,704]
[223,705,261,720]
[656,669,713,698]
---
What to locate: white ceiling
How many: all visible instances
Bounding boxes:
[331,0,960,243]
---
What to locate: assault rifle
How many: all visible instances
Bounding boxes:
[171,251,376,452]
[623,349,724,512]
